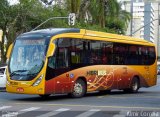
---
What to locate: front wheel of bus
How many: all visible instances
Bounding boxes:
[70,79,87,98]
[124,77,140,93]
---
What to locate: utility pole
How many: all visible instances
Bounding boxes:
[130,19,159,35]
[31,17,68,31]
[31,13,76,31]
[130,0,134,36]
[158,3,160,60]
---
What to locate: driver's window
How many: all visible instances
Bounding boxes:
[48,56,56,69]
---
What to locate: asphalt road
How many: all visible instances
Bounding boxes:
[0,76,160,117]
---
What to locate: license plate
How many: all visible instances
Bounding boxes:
[17,87,24,92]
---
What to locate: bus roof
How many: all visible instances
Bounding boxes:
[84,29,154,46]
[19,28,154,46]
[19,28,80,37]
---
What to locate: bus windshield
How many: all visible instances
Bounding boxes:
[9,38,48,81]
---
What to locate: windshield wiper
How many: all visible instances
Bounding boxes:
[27,73,38,76]
[10,70,29,77]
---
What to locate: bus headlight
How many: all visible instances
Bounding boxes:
[32,75,43,86]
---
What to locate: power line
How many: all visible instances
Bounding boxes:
[130,18,159,36]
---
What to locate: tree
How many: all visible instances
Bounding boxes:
[0,0,69,63]
[0,0,16,63]
[0,0,131,63]
[89,0,130,33]
[105,0,131,34]
[40,0,54,5]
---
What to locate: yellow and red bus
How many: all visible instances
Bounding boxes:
[6,28,157,98]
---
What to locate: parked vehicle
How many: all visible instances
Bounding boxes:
[0,66,7,88]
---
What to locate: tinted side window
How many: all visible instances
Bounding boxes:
[148,47,156,65]
[70,39,88,68]
[101,42,113,64]
[90,41,102,64]
[113,43,127,65]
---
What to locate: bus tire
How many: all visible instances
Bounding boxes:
[39,94,51,98]
[70,79,86,98]
[124,77,140,93]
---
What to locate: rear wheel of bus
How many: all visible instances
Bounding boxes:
[124,77,140,93]
[70,79,87,98]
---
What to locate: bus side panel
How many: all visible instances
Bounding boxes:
[45,75,72,94]
[44,65,155,95]
[45,79,55,94]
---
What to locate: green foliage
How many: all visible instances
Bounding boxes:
[0,0,130,63]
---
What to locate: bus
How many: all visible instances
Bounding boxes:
[6,28,157,98]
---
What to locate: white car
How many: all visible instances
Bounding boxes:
[0,66,7,88]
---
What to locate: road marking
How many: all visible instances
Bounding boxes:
[0,106,11,110]
[20,107,40,112]
[75,109,100,117]
[55,108,70,111]
[36,108,70,117]
[113,110,129,117]
[17,107,41,115]
[98,95,160,99]
[14,102,160,110]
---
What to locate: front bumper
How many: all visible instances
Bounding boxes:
[6,84,44,95]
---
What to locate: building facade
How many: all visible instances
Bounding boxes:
[119,0,160,57]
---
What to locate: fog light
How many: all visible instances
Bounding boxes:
[38,88,43,92]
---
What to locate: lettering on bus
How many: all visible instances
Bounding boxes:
[87,70,107,76]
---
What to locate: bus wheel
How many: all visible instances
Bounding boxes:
[39,94,51,98]
[70,79,86,98]
[124,77,140,93]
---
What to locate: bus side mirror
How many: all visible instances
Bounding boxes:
[47,43,55,57]
[6,43,13,59]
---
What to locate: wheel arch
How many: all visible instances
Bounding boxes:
[76,76,87,86]
[71,76,87,92]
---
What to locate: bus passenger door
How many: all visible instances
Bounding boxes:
[54,47,71,94]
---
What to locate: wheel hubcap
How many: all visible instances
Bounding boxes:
[132,81,138,91]
[74,83,83,95]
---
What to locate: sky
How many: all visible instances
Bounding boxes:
[7,0,19,5]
